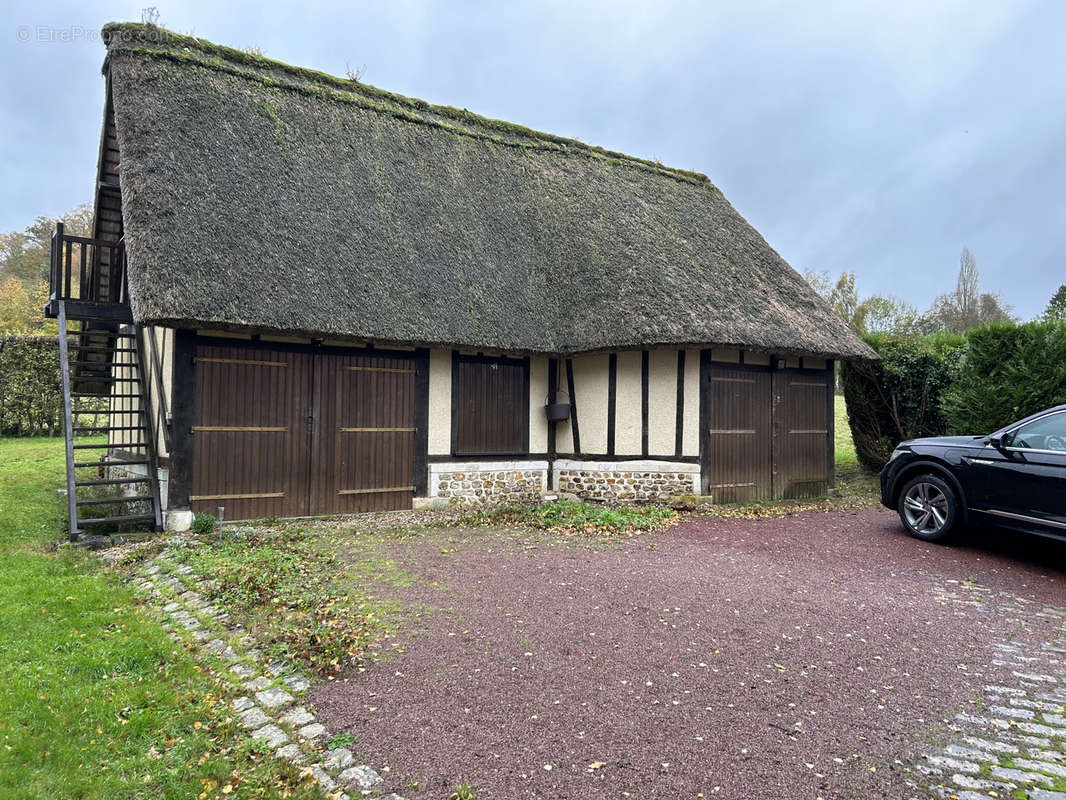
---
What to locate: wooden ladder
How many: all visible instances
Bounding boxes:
[57,300,164,541]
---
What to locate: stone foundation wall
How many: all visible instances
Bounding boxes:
[552,459,700,503]
[429,461,549,505]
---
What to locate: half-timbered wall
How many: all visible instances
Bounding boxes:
[554,349,702,460]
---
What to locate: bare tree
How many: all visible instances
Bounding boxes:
[922,247,1014,333]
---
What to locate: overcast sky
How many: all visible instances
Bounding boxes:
[2,0,1063,318]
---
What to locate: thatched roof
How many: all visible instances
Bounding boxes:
[102,23,874,359]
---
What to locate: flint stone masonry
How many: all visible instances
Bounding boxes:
[430,461,548,504]
[553,459,701,502]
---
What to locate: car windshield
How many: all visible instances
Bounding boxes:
[1004,411,1066,451]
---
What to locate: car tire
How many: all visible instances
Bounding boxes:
[897,474,960,543]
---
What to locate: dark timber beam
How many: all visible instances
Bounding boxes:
[640,350,649,458]
[606,353,617,456]
[565,358,580,454]
[167,329,196,513]
[674,350,685,458]
[699,349,711,496]
[413,348,429,497]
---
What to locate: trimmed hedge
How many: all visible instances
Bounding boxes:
[0,336,62,436]
[843,322,1066,470]
[941,322,1066,435]
[841,333,966,471]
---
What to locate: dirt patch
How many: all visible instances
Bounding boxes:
[310,510,1066,799]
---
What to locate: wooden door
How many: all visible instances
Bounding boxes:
[772,369,831,500]
[708,365,773,503]
[311,351,416,514]
[191,344,312,520]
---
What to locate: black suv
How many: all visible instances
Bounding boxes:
[880,405,1066,542]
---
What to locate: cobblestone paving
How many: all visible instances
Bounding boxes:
[913,580,1066,799]
[131,547,404,800]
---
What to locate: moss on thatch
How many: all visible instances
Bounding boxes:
[101,22,874,359]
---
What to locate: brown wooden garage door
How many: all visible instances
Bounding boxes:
[705,362,832,502]
[191,342,415,520]
[772,369,832,500]
[191,344,312,520]
[310,351,415,514]
[707,365,773,503]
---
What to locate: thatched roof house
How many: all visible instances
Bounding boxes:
[59,23,873,530]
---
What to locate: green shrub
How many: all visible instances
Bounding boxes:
[941,321,1066,434]
[191,512,218,536]
[0,336,62,435]
[841,333,966,470]
[461,499,677,536]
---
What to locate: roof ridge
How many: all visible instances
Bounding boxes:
[101,21,711,186]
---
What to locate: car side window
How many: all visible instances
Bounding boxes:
[1005,411,1066,452]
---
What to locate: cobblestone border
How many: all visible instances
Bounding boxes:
[912,580,1066,800]
[130,546,406,800]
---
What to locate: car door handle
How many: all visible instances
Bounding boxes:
[967,457,995,465]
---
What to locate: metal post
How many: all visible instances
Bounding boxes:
[57,301,79,540]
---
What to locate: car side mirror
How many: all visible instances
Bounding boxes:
[988,435,1004,451]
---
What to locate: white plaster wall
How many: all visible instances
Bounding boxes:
[428,348,451,455]
[683,349,701,457]
[614,351,642,454]
[571,354,609,454]
[529,356,549,453]
[647,350,677,455]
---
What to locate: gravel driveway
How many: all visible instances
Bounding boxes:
[311,509,1066,800]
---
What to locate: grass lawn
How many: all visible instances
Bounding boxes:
[0,437,319,800]
[834,392,860,473]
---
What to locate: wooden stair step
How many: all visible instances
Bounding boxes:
[72,442,146,450]
[74,459,149,468]
[78,514,155,526]
[76,495,153,507]
[75,477,151,487]
[72,425,145,433]
[70,392,142,399]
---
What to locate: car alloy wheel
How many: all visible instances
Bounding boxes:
[902,481,949,535]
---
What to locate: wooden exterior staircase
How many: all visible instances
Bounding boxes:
[47,223,166,541]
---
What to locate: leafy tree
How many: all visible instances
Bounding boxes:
[859,294,921,335]
[28,281,57,335]
[804,269,920,335]
[0,203,92,288]
[1044,284,1066,321]
[0,278,31,334]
